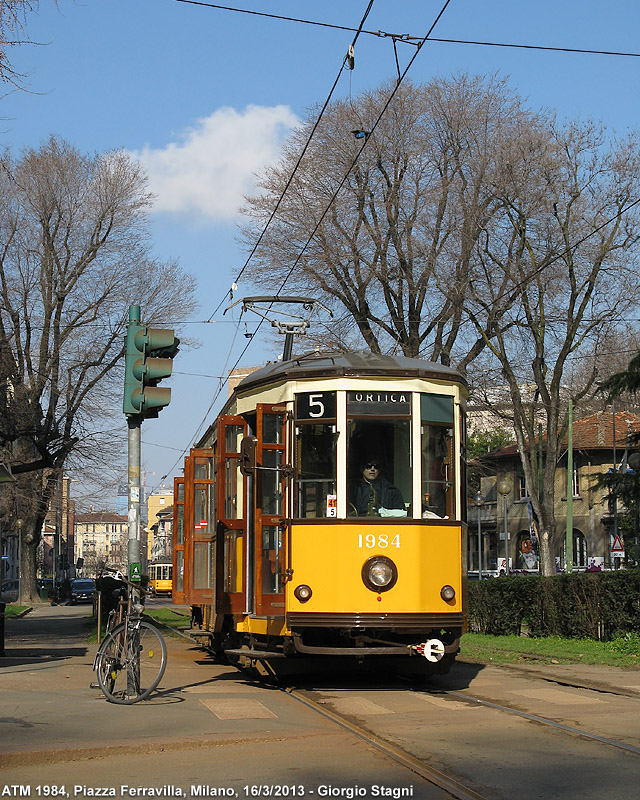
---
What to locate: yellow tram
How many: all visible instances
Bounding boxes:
[147,561,173,596]
[174,350,468,676]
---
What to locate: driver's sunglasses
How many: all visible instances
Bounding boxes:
[364,462,380,469]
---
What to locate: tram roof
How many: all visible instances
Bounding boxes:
[235,350,467,393]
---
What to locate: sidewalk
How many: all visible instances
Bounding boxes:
[0,603,253,765]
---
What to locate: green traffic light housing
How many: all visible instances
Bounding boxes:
[123,305,180,419]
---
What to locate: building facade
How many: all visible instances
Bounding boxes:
[146,490,173,564]
[469,411,640,574]
[148,506,173,564]
[74,512,129,576]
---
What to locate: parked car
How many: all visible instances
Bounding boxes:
[1,579,19,603]
[68,578,96,605]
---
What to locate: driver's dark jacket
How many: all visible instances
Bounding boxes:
[350,476,404,516]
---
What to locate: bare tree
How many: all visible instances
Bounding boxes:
[0,1,50,89]
[0,135,197,602]
[466,120,640,574]
[241,75,542,364]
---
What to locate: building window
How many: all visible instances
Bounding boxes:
[518,475,528,500]
[573,529,587,567]
[572,464,580,498]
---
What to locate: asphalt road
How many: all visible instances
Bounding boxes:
[2,603,639,800]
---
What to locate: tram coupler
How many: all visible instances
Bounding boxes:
[412,639,445,662]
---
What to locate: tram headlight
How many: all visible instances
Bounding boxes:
[440,584,456,602]
[361,556,398,593]
[294,584,312,602]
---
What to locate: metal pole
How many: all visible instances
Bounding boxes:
[16,521,22,602]
[629,452,640,568]
[612,399,619,570]
[474,491,484,580]
[503,496,509,575]
[497,478,511,575]
[127,304,142,579]
[477,512,483,580]
[128,419,141,574]
[635,500,640,569]
[566,400,573,573]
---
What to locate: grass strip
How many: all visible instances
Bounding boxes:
[461,631,640,667]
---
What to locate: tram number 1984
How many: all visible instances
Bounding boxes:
[358,533,400,548]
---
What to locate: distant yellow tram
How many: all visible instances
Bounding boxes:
[174,350,468,677]
[148,562,173,596]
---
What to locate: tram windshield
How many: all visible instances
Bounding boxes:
[345,389,412,517]
[347,417,412,518]
[293,389,457,520]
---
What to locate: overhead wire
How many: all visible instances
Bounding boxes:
[186,0,453,424]
[152,1,380,490]
[259,1,454,310]
[174,0,640,59]
[206,1,375,321]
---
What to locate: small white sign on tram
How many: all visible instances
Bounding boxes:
[326,494,337,517]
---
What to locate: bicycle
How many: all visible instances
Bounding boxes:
[92,568,167,704]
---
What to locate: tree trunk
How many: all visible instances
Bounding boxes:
[18,517,43,604]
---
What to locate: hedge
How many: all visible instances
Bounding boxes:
[467,569,640,640]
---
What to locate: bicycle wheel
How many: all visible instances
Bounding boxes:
[96,620,167,704]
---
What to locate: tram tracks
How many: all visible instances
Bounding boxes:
[440,688,640,756]
[285,686,489,800]
[280,673,640,800]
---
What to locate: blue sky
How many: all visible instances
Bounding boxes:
[4,0,640,500]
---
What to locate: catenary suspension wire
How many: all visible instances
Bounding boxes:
[175,0,640,58]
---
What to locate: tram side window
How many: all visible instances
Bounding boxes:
[347,418,412,518]
[295,423,337,518]
[421,424,454,519]
[193,484,214,590]
[224,425,244,519]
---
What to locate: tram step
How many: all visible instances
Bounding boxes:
[224,648,286,659]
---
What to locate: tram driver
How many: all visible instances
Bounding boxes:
[349,458,406,517]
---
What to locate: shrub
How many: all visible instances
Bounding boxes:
[468,569,640,640]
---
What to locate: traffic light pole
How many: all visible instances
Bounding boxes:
[123,302,179,581]
[126,304,142,578]
[127,417,141,574]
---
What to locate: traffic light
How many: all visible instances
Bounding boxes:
[123,305,180,419]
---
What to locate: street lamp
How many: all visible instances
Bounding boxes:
[497,477,512,575]
[473,491,485,579]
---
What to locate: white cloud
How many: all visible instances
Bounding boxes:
[130,105,299,222]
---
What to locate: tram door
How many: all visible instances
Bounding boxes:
[217,416,248,614]
[183,449,215,608]
[254,404,288,616]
